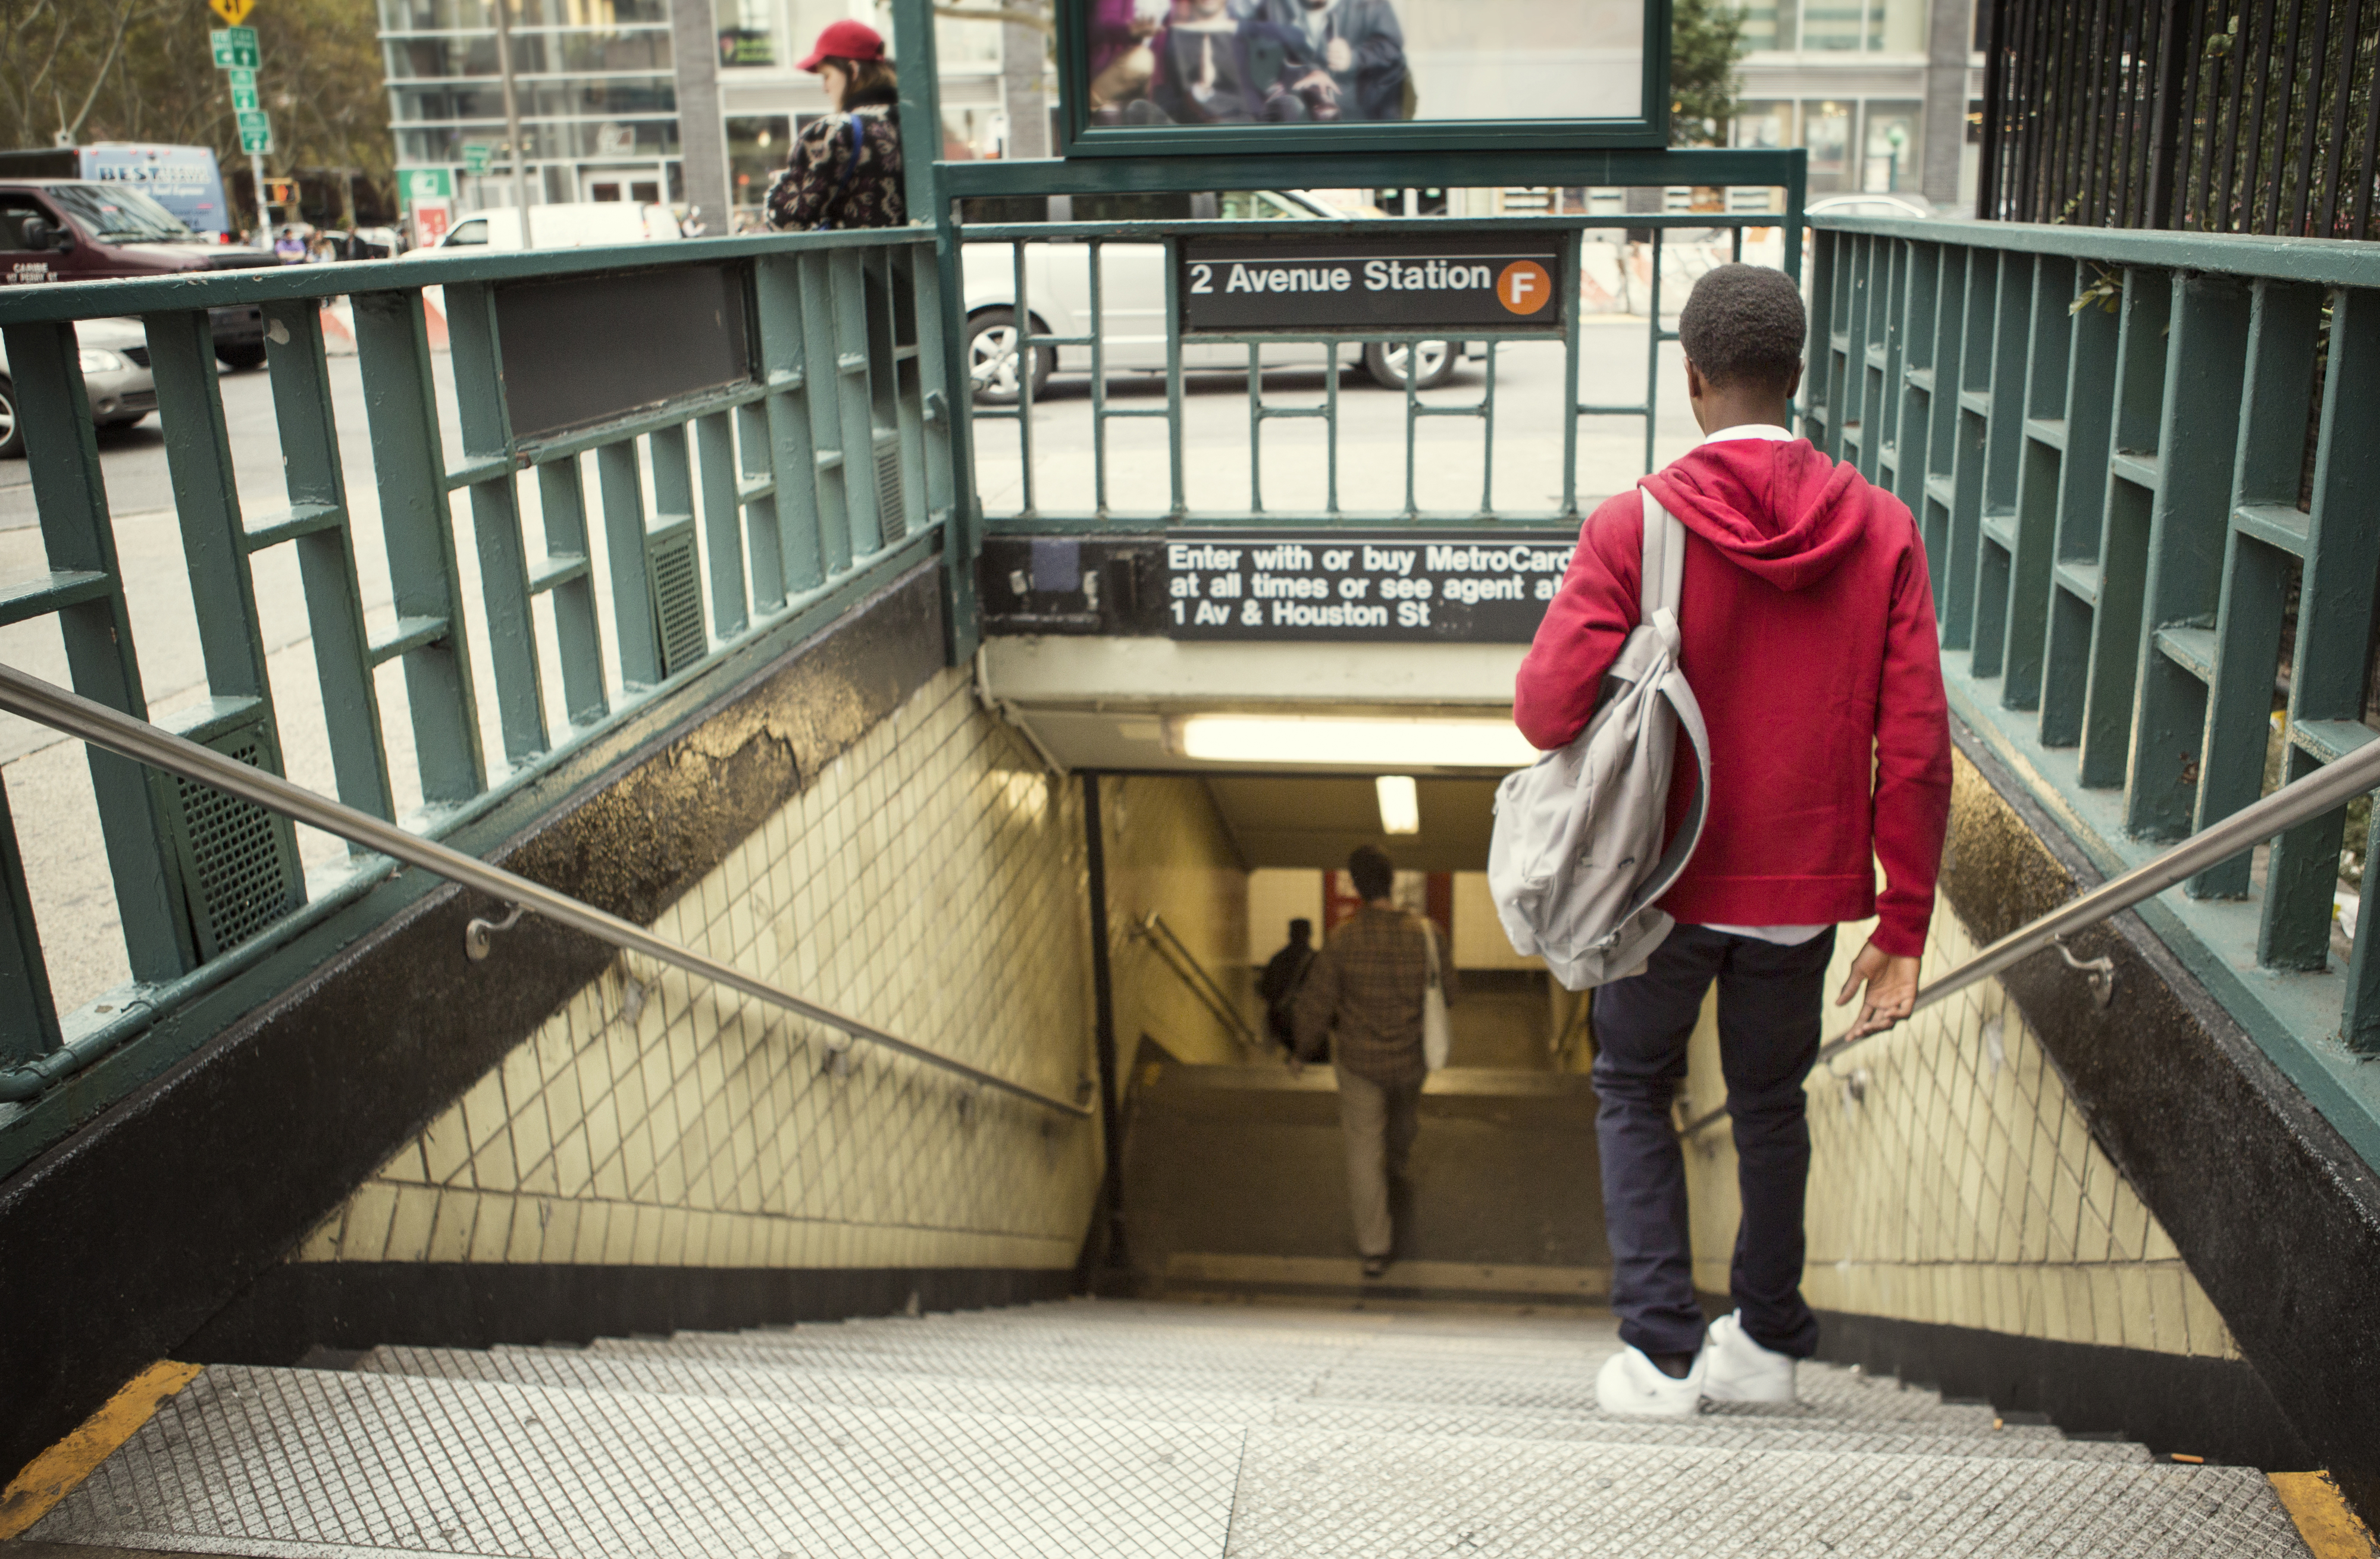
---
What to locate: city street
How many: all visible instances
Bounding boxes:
[0,310,1699,1009]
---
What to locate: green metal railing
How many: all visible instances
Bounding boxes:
[959,211,1799,531]
[1808,215,2380,1166]
[0,229,957,1174]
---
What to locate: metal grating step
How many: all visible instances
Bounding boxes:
[32,1362,2301,1559]
[1223,1426,2307,1558]
[362,1343,2143,1463]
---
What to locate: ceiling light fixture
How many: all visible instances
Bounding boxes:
[1375,774,1421,835]
[1175,715,1537,770]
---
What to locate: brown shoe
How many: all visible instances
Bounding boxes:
[1361,1255,1391,1279]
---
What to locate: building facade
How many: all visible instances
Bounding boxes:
[1732,0,1985,207]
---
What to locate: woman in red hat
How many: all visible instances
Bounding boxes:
[764,20,905,231]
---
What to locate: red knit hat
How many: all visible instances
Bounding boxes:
[797,19,887,72]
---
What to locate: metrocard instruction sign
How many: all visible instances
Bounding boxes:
[1180,234,1564,334]
[1163,533,1574,643]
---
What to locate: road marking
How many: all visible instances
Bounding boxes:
[0,1360,203,1540]
[2269,1472,2378,1559]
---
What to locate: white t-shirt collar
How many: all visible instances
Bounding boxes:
[1699,423,1796,445]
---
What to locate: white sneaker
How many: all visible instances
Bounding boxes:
[1595,1344,1706,1417]
[1702,1312,1797,1403]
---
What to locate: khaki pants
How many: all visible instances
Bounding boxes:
[1336,1069,1422,1258]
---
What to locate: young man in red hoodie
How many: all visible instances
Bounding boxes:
[1514,264,1952,1416]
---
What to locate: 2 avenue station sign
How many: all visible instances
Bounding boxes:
[1179,234,1565,334]
[1162,533,1575,644]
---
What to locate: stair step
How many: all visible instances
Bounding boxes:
[579,1332,2028,1435]
[361,1345,2143,1463]
[31,1362,2299,1559]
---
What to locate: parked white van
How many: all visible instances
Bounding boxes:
[403,202,682,255]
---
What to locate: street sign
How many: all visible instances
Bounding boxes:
[209,27,259,69]
[236,109,271,134]
[399,168,455,205]
[208,0,255,26]
[463,143,492,175]
[228,66,256,90]
[1160,533,1572,642]
[1179,234,1566,335]
[230,86,259,112]
[239,126,274,155]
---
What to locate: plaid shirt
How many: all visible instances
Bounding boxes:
[1291,906,1458,1088]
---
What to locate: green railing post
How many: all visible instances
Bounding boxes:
[258,296,397,823]
[754,253,828,595]
[536,456,610,726]
[1992,255,2077,709]
[0,320,190,980]
[444,281,552,768]
[597,439,664,689]
[0,779,60,1065]
[798,251,857,570]
[352,288,487,804]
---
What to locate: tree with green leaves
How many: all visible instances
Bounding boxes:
[1670,0,1747,148]
[2,0,391,223]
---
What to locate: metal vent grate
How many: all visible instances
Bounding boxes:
[873,433,906,544]
[174,733,301,960]
[648,526,708,677]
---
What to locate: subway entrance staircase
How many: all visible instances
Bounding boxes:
[14,1298,2316,1557]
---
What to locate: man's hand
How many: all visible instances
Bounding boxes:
[1325,36,1354,71]
[1835,939,1921,1040]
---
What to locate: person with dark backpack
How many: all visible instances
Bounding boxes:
[1514,265,1952,1416]
[1257,918,1319,1054]
[765,21,905,233]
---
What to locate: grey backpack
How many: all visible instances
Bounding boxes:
[1488,488,1712,990]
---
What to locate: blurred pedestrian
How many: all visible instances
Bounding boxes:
[1291,846,1456,1278]
[766,20,905,231]
[1257,917,1318,1053]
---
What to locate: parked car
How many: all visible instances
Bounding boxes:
[402,202,684,255]
[0,315,155,460]
[959,190,1465,404]
[1804,193,1936,222]
[0,180,278,367]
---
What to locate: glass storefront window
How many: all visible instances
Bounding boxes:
[1862,100,1920,192]
[717,0,779,68]
[1734,99,1792,150]
[727,114,791,224]
[1762,0,1925,52]
[1802,99,1852,191]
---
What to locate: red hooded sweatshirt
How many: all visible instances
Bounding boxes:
[1513,432,1952,958]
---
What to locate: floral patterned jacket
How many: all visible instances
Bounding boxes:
[764,89,905,231]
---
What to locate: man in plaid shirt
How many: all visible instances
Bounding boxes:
[1291,846,1458,1278]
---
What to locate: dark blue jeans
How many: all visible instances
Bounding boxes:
[1591,922,1834,1360]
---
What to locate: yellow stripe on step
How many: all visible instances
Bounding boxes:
[2271,1472,2379,1559]
[0,1360,203,1541]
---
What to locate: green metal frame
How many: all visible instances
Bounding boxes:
[1048,0,1673,158]
[957,210,1796,531]
[0,224,954,1177]
[1808,214,2380,1172]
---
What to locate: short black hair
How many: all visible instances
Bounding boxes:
[1348,845,1395,902]
[1288,918,1313,939]
[1677,264,1806,394]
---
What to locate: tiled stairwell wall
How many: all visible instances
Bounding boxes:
[1678,761,2239,1364]
[292,667,1104,1278]
[1100,775,1253,1079]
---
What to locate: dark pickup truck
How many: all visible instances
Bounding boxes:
[1,177,280,367]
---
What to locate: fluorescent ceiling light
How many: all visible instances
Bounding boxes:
[1176,715,1536,770]
[1376,774,1421,834]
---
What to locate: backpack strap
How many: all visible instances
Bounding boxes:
[1613,487,1711,925]
[819,112,866,231]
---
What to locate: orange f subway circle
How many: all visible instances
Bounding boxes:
[1163,534,1575,642]
[1178,236,1564,333]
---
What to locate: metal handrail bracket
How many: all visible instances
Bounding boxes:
[1131,910,1263,1054]
[0,662,1090,1119]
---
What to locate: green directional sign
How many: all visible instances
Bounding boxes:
[462,142,493,175]
[236,109,271,134]
[209,26,259,70]
[399,167,454,205]
[230,85,259,112]
[239,125,274,155]
[228,66,256,90]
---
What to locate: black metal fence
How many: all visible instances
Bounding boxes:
[1980,0,2379,239]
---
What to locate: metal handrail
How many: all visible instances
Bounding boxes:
[1130,911,1263,1053]
[1680,729,2380,1137]
[0,662,1092,1118]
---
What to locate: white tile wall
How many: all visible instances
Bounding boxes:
[297,669,1103,1273]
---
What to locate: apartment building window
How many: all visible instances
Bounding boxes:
[1743,0,1927,52]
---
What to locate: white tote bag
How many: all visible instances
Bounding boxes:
[1422,920,1452,1071]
